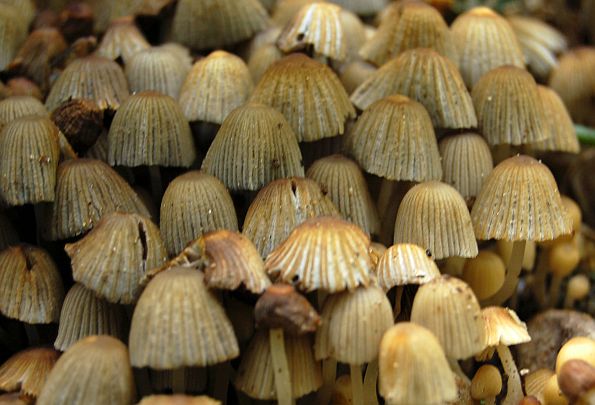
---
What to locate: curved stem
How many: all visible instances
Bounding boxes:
[482,241,526,306]
[549,275,563,308]
[316,358,337,405]
[350,364,364,405]
[363,359,379,405]
[269,328,292,405]
[531,248,549,308]
[496,345,523,405]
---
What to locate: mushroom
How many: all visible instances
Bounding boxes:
[0,347,59,399]
[0,96,48,131]
[557,359,595,402]
[247,44,283,83]
[564,275,590,308]
[95,17,150,65]
[471,365,502,405]
[548,240,580,306]
[556,337,595,373]
[138,395,221,405]
[462,250,506,301]
[0,5,26,72]
[51,99,103,154]
[525,369,556,404]
[543,374,569,405]
[338,60,376,94]
[326,0,387,16]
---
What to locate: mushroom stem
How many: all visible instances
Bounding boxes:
[548,275,563,308]
[148,165,163,202]
[269,328,293,405]
[483,240,526,306]
[23,323,39,346]
[172,367,185,394]
[393,286,404,320]
[350,364,364,405]
[496,344,523,405]
[532,249,549,307]
[363,359,379,405]
[317,357,337,405]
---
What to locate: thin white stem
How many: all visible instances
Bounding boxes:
[269,328,293,405]
[363,359,379,405]
[316,358,337,405]
[351,364,364,405]
[497,345,523,405]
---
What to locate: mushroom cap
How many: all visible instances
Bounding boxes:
[375,243,440,291]
[379,322,457,405]
[51,99,103,153]
[360,1,457,66]
[277,2,346,61]
[0,347,59,398]
[45,55,129,112]
[234,330,322,400]
[472,65,546,146]
[95,17,149,65]
[201,102,304,191]
[37,336,135,405]
[247,44,284,83]
[0,5,27,71]
[450,7,525,87]
[482,306,531,347]
[306,154,379,235]
[107,91,196,167]
[471,364,503,399]
[0,96,47,130]
[65,212,167,304]
[0,244,63,324]
[327,0,388,16]
[0,115,60,206]
[179,50,254,124]
[394,181,478,260]
[556,337,595,374]
[411,275,486,359]
[462,250,506,300]
[265,216,372,293]
[471,155,572,241]
[137,395,221,405]
[525,368,555,404]
[243,177,338,258]
[315,285,393,364]
[339,60,377,94]
[346,95,442,182]
[351,48,476,129]
[250,53,355,142]
[54,283,127,351]
[129,267,239,369]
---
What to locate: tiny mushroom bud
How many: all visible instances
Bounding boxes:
[565,274,591,309]
[471,365,502,405]
[519,396,542,405]
[557,359,595,402]
[543,374,569,405]
[556,337,595,374]
[462,250,506,300]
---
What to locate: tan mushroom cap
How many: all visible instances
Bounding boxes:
[65,212,167,304]
[235,330,322,400]
[201,102,304,191]
[394,181,478,260]
[0,245,63,324]
[0,347,59,398]
[129,267,239,369]
[247,44,283,83]
[524,369,555,404]
[375,243,440,292]
[315,285,393,365]
[37,336,135,405]
[277,2,346,61]
[265,216,372,293]
[345,95,442,182]
[250,53,356,142]
[137,395,221,405]
[379,322,457,405]
[328,0,388,16]
[482,307,531,347]
[0,96,47,130]
[339,9,367,63]
[95,17,150,65]
[411,275,486,359]
[243,177,338,258]
[0,6,26,72]
[471,155,572,241]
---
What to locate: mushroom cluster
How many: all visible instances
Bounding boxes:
[0,0,593,404]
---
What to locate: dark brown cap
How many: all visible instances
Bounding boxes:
[51,99,103,154]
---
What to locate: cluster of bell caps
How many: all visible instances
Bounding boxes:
[0,0,589,404]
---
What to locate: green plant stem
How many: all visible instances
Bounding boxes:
[576,124,595,145]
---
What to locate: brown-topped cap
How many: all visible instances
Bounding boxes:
[51,99,103,154]
[375,243,440,291]
[558,359,595,402]
[482,306,531,347]
[0,347,59,399]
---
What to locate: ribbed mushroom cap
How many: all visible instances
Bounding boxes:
[277,2,346,61]
[247,44,284,83]
[472,66,545,146]
[0,6,26,71]
[450,7,525,88]
[44,158,150,241]
[235,330,322,400]
[0,115,60,206]
[439,133,494,200]
[37,336,135,405]
[242,177,338,258]
[129,267,239,369]
[179,51,253,124]
[0,245,63,324]
[482,307,531,347]
[0,96,48,130]
[532,85,580,153]
[107,91,196,167]
[65,212,167,304]
[250,53,356,142]
[265,216,371,293]
[379,322,457,405]
[394,181,478,260]
[346,95,442,181]
[51,99,103,154]
[160,171,238,256]
[471,155,572,241]
[202,103,304,191]
[0,0,34,26]
[410,275,486,359]
[170,0,269,50]
[138,395,221,405]
[45,56,129,112]
[360,1,457,67]
[126,47,190,99]
[375,243,440,292]
[315,285,393,364]
[95,17,150,65]
[0,347,59,399]
[54,283,127,351]
[351,48,477,129]
[307,154,379,235]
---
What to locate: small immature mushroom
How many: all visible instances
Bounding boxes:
[525,368,555,404]
[548,240,581,306]
[378,322,457,405]
[556,337,595,373]
[557,359,595,402]
[138,395,221,405]
[37,336,135,405]
[250,53,355,142]
[0,96,48,130]
[95,17,150,65]
[4,77,43,101]
[277,2,346,61]
[51,99,103,154]
[543,374,568,405]
[338,9,367,63]
[471,365,502,405]
[0,347,59,399]
[564,274,590,309]
[462,251,506,301]
[247,44,283,83]
[54,283,127,351]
